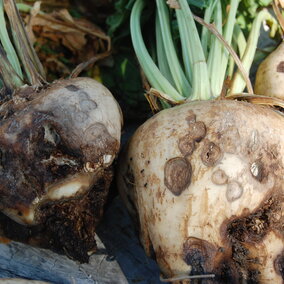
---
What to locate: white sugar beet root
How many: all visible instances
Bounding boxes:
[117,100,284,283]
[255,42,284,100]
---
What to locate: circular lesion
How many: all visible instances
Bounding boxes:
[211,169,228,185]
[164,157,191,196]
[187,121,206,142]
[182,237,217,274]
[185,110,196,124]
[201,140,222,167]
[79,99,97,112]
[178,135,195,156]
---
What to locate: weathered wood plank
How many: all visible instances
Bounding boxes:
[0,279,50,283]
[0,234,127,284]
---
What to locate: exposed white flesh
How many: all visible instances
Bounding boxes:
[2,172,96,225]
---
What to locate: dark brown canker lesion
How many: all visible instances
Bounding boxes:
[226,195,283,243]
[201,140,222,167]
[164,157,192,196]
[187,121,207,142]
[0,111,84,211]
[182,237,240,284]
[183,237,217,274]
[277,61,284,73]
[178,135,195,156]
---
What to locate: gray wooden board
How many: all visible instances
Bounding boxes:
[0,197,164,284]
[0,280,50,283]
[0,232,127,283]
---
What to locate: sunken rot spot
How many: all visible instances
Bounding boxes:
[201,140,222,167]
[211,169,228,185]
[178,134,195,156]
[178,117,206,156]
[164,157,191,196]
[226,181,243,202]
[83,122,119,163]
[0,78,122,261]
[187,121,206,142]
[250,160,264,182]
[65,84,80,92]
[183,237,217,274]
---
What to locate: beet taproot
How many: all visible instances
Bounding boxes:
[118,100,284,283]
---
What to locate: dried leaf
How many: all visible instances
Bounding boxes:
[148,88,185,105]
[22,4,111,80]
[226,93,284,109]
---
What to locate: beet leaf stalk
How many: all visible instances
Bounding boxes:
[0,0,45,94]
[130,0,277,105]
[0,0,22,79]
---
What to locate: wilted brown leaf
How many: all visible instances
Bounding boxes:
[22,2,111,81]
